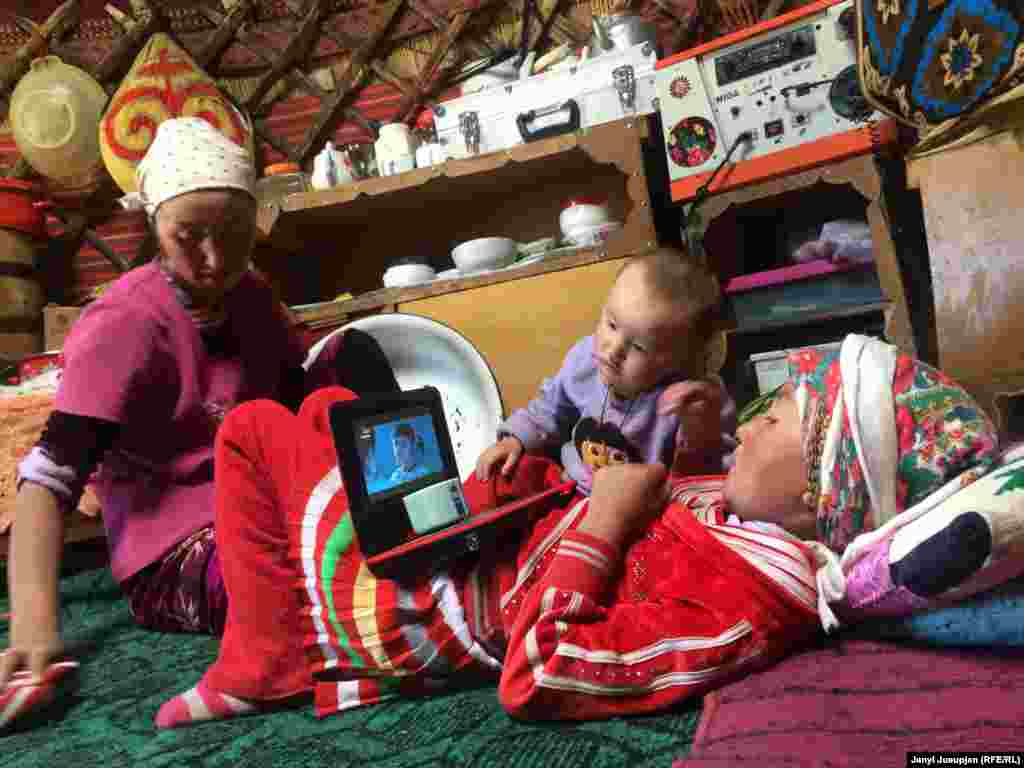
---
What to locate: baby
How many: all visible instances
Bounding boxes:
[476,248,736,494]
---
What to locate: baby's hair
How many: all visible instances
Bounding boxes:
[620,247,722,340]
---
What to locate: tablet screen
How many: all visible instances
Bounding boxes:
[355,407,448,500]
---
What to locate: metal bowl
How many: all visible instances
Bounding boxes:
[303,314,504,481]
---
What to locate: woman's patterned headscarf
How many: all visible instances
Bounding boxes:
[790,335,999,555]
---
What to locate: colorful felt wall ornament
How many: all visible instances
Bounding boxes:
[99,33,254,194]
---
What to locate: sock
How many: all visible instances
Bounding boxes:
[155,677,257,729]
[890,511,991,597]
[334,327,401,395]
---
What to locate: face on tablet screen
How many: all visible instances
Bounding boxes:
[357,411,446,497]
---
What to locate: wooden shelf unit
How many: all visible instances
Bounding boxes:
[694,153,917,357]
[293,244,623,328]
[256,118,664,412]
[258,118,660,334]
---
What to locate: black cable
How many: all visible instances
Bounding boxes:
[780,78,836,98]
[684,131,755,232]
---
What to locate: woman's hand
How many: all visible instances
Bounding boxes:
[578,463,669,548]
[658,379,725,474]
[476,436,524,481]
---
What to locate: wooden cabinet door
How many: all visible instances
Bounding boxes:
[399,259,627,414]
[909,129,1024,427]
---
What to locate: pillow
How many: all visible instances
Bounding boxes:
[853,575,1024,646]
[99,33,253,194]
[673,638,1024,768]
[835,444,1024,624]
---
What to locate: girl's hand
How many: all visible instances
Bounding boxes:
[0,612,63,688]
[3,483,66,690]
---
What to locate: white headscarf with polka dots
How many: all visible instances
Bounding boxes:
[136,117,256,217]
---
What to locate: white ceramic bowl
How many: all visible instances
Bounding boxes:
[559,200,611,239]
[303,314,504,481]
[383,263,436,287]
[565,221,623,247]
[451,237,518,273]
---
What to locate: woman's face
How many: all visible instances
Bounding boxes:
[153,189,257,306]
[722,384,815,538]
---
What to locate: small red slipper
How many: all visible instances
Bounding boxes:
[0,661,79,731]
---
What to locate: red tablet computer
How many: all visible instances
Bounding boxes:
[329,386,575,580]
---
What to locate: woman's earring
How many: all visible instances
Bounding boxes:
[801,397,828,514]
[703,330,728,377]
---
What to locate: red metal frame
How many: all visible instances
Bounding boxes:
[656,0,846,70]
[669,119,898,202]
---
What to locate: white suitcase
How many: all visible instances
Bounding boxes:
[435,42,659,157]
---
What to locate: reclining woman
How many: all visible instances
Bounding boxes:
[149,328,999,726]
[1,118,399,695]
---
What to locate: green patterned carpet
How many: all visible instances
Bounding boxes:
[0,559,699,768]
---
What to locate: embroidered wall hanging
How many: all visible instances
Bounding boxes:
[857,0,1024,156]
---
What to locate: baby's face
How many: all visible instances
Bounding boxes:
[393,435,415,467]
[593,266,693,398]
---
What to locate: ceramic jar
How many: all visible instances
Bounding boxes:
[559,197,612,239]
[412,111,445,169]
[375,123,417,177]
[256,163,309,204]
[415,142,447,169]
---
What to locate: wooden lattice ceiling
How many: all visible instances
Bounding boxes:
[0,1,719,164]
[0,0,816,184]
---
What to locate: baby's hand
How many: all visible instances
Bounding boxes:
[658,380,724,471]
[475,436,524,481]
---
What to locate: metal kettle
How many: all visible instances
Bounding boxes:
[590,13,658,55]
